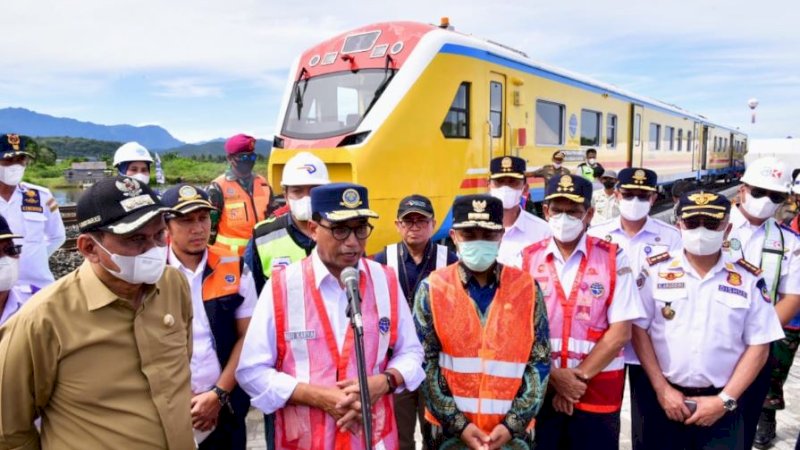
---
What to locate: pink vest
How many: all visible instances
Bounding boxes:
[521,236,624,413]
[271,257,400,450]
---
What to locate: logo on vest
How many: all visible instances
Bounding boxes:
[587,267,598,275]
[590,282,605,298]
[285,330,316,340]
[225,274,236,284]
[272,257,292,269]
[378,317,391,335]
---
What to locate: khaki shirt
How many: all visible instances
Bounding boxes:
[0,262,194,450]
[530,165,570,182]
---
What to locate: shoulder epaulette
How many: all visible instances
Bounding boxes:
[736,258,763,276]
[647,252,670,266]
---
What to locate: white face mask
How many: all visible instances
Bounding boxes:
[490,186,523,210]
[129,173,150,185]
[0,257,19,291]
[0,164,25,186]
[93,238,168,285]
[288,196,313,221]
[619,197,651,221]
[549,212,586,243]
[742,192,780,219]
[682,227,725,256]
[588,158,597,165]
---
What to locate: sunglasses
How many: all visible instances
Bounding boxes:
[317,222,374,241]
[682,217,723,231]
[0,244,22,258]
[620,191,652,201]
[749,187,788,204]
[233,153,258,163]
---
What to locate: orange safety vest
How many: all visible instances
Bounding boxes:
[425,264,536,434]
[212,174,272,256]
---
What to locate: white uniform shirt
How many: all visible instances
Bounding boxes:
[168,248,258,394]
[236,249,425,415]
[543,234,646,324]
[0,285,31,326]
[497,207,551,268]
[590,190,620,226]
[635,251,784,388]
[727,206,800,295]
[0,183,66,289]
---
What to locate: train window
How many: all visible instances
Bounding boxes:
[607,114,617,148]
[677,129,683,151]
[649,123,661,151]
[581,109,601,146]
[687,131,692,152]
[441,82,470,139]
[490,81,503,138]
[634,113,642,147]
[535,100,565,146]
[665,126,675,151]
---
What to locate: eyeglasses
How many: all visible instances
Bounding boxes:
[399,218,431,229]
[0,244,22,257]
[749,186,788,204]
[620,191,652,201]
[317,222,374,241]
[233,153,258,163]
[681,217,723,231]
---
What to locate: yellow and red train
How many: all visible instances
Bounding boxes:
[268,20,746,253]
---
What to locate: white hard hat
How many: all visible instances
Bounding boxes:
[741,156,791,193]
[113,142,154,167]
[793,172,800,195]
[281,152,331,187]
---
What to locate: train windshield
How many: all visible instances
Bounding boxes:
[282,68,395,139]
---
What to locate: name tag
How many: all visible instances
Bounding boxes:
[657,282,685,289]
[719,285,748,299]
[285,330,316,340]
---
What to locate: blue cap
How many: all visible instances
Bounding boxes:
[0,213,21,240]
[311,183,379,222]
[1,133,34,159]
[677,190,731,220]
[618,168,657,192]
[161,184,215,216]
[545,174,593,207]
[490,156,526,179]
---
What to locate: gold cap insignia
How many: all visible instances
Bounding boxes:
[501,156,513,172]
[178,185,200,201]
[340,188,362,209]
[688,192,718,205]
[6,134,20,151]
[116,178,142,198]
[633,169,647,185]
[472,199,487,213]
[557,175,575,193]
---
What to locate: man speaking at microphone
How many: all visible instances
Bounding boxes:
[237,182,424,450]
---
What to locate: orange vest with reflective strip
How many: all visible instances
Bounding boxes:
[426,264,536,434]
[213,174,271,256]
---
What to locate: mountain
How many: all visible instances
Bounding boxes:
[0,107,184,150]
[164,139,272,157]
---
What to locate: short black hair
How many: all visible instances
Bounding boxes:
[586,148,597,156]
[793,168,800,180]
[671,180,694,199]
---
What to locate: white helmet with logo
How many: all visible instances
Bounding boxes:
[741,156,791,193]
[113,142,154,167]
[282,152,331,186]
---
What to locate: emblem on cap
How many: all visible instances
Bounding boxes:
[501,156,513,172]
[340,188,362,209]
[633,169,647,185]
[687,192,718,205]
[472,200,486,213]
[557,175,575,193]
[116,178,142,197]
[6,134,20,151]
[178,185,200,201]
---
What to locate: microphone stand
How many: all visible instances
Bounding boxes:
[346,279,374,449]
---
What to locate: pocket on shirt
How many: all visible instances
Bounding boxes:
[156,328,189,362]
[22,212,46,243]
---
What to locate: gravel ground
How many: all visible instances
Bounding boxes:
[49,226,83,279]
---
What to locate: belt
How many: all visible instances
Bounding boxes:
[670,383,722,397]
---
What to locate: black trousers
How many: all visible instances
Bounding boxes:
[394,389,428,450]
[629,364,660,450]
[534,394,620,450]
[641,385,744,450]
[738,351,773,449]
[199,407,247,450]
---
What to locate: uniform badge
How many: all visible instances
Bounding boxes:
[579,281,588,291]
[225,274,236,284]
[340,188,363,209]
[588,267,598,275]
[727,272,742,286]
[604,235,613,242]
[272,256,292,269]
[537,264,545,273]
[6,133,20,150]
[757,279,772,303]
[644,246,652,255]
[661,303,675,320]
[659,271,684,281]
[722,240,731,250]
[729,238,741,251]
[163,314,175,327]
[116,178,142,197]
[590,282,604,298]
[378,317,391,335]
[636,272,646,289]
[501,156,513,172]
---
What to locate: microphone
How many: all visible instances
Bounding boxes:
[340,267,362,325]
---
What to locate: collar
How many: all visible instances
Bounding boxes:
[545,233,588,264]
[399,240,433,262]
[167,246,208,278]
[457,262,501,287]
[678,250,728,279]
[4,286,25,313]
[80,261,125,311]
[310,247,366,289]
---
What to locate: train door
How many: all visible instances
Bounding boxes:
[691,122,703,171]
[630,104,644,167]
[488,73,507,162]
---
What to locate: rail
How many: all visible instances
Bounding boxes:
[60,204,78,251]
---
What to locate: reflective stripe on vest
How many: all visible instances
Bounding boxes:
[271,257,399,450]
[386,243,449,271]
[213,174,271,256]
[758,220,784,304]
[522,236,624,414]
[425,263,536,434]
[255,228,307,280]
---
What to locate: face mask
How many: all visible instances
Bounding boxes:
[588,158,597,166]
[288,196,313,221]
[457,240,500,272]
[602,180,616,189]
[619,197,651,221]
[490,186,523,210]
[130,173,150,185]
[232,159,256,176]
[682,227,725,256]
[549,213,586,243]
[0,257,19,291]
[742,192,780,219]
[93,238,168,285]
[0,164,25,186]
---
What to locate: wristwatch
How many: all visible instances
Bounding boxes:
[211,385,231,407]
[718,391,737,412]
[384,371,400,393]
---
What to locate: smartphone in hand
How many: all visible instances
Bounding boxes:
[684,399,697,414]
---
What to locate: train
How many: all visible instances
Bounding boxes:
[267,19,747,253]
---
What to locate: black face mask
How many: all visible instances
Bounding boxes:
[602,180,616,189]
[232,158,256,176]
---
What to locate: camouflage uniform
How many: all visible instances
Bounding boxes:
[530,165,570,183]
[764,329,800,410]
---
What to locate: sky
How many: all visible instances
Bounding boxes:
[2,0,798,143]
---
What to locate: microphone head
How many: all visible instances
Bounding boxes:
[340,266,360,285]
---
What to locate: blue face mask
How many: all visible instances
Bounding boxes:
[457,240,500,272]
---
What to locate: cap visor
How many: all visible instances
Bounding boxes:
[680,211,727,220]
[0,233,22,240]
[101,206,172,235]
[398,208,433,219]
[172,200,216,215]
[2,151,34,159]
[322,209,379,222]
[544,193,587,204]
[490,173,525,180]
[452,221,503,231]
[618,183,657,192]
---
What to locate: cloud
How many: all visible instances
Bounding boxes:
[152,78,224,98]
